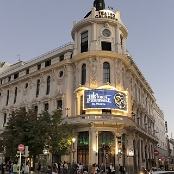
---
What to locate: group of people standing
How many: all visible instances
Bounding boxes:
[90,163,126,174]
[45,161,69,174]
[1,161,30,174]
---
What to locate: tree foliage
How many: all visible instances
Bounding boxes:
[0,108,74,158]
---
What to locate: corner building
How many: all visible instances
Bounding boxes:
[0,1,166,173]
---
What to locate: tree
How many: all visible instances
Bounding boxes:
[0,107,73,159]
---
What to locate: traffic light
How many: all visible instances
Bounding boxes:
[105,154,108,159]
[25,146,29,157]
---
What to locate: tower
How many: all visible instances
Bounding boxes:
[93,0,105,11]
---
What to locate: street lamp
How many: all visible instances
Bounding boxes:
[72,138,76,164]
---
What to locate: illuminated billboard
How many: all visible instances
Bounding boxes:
[84,90,127,111]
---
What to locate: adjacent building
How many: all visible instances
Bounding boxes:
[0,1,168,173]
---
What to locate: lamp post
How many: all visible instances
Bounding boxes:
[72,138,76,164]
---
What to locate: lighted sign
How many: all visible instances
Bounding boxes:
[95,10,118,21]
[84,90,127,111]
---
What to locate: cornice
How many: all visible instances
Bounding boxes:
[0,60,72,88]
[71,17,128,39]
[72,51,130,67]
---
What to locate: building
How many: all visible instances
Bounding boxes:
[0,0,167,173]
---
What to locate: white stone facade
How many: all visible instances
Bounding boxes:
[0,2,167,173]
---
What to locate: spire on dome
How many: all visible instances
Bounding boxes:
[93,0,105,11]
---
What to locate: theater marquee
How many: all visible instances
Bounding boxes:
[84,89,127,111]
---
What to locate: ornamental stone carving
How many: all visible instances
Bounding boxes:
[18,81,22,92]
[72,63,77,90]
[63,65,68,77]
[89,57,98,87]
[51,69,56,81]
[28,77,34,89]
[40,73,45,87]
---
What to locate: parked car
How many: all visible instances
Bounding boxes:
[149,167,161,174]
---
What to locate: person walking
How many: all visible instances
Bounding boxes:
[37,162,41,173]
[1,162,6,174]
[110,164,115,174]
[24,163,29,174]
[12,162,18,174]
[91,164,95,174]
[100,163,105,174]
[52,166,58,174]
[46,165,52,174]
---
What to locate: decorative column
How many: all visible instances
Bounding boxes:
[138,140,141,171]
[90,22,97,51]
[89,125,98,165]
[115,25,121,53]
[73,32,78,56]
[122,37,126,54]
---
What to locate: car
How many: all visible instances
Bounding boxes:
[152,172,174,174]
[149,167,161,174]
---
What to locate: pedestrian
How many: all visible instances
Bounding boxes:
[12,162,18,174]
[63,162,68,174]
[100,163,105,174]
[46,165,52,174]
[37,162,41,173]
[24,163,29,174]
[60,161,63,174]
[122,165,126,174]
[73,162,78,174]
[1,162,6,174]
[9,162,13,174]
[91,164,95,174]
[78,163,83,174]
[119,164,123,174]
[94,164,100,174]
[21,163,24,174]
[52,166,58,174]
[110,164,115,174]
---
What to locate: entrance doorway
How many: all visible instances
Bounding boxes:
[98,131,115,166]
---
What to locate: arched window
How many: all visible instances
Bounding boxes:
[36,79,40,98]
[81,64,86,85]
[77,131,89,167]
[14,87,17,104]
[98,131,115,165]
[6,90,9,106]
[3,113,7,127]
[46,76,50,95]
[103,62,110,83]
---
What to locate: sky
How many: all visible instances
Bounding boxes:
[0,0,174,137]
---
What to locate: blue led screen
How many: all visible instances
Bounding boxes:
[84,90,127,111]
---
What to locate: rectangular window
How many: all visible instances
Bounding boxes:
[44,103,49,111]
[45,60,51,67]
[102,42,111,51]
[14,73,19,79]
[26,69,29,74]
[57,100,62,109]
[81,31,88,53]
[59,55,64,61]
[37,64,41,70]
[80,95,85,115]
[102,109,111,114]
